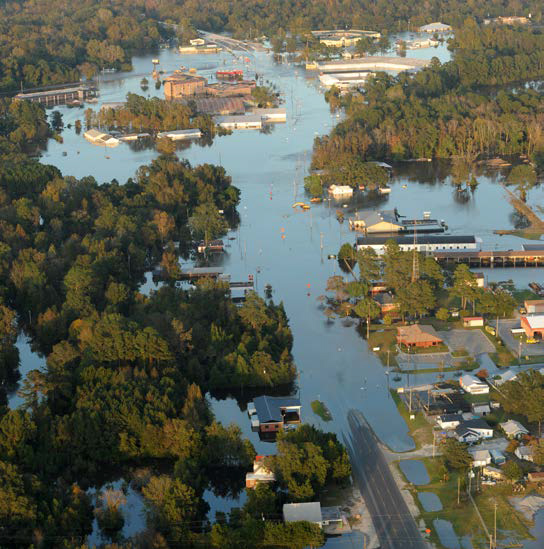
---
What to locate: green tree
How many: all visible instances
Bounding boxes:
[503,460,523,482]
[354,296,381,339]
[442,439,472,470]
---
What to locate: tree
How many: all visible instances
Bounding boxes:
[436,307,449,321]
[263,522,325,549]
[442,439,472,470]
[356,247,380,285]
[304,175,322,197]
[354,296,381,339]
[450,264,478,311]
[479,289,516,333]
[189,201,227,245]
[499,370,544,436]
[503,460,523,482]
[507,164,537,202]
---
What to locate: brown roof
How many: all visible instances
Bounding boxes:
[183,96,248,114]
[525,300,544,306]
[164,72,207,84]
[397,324,443,344]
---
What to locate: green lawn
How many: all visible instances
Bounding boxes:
[390,390,434,448]
[403,457,534,549]
[367,326,398,367]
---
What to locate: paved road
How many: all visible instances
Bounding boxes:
[345,410,428,549]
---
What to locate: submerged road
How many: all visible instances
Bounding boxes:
[345,410,428,549]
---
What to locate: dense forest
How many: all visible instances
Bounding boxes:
[313,22,544,166]
[0,97,352,547]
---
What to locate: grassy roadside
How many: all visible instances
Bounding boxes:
[390,389,433,448]
[367,326,398,367]
[397,457,533,549]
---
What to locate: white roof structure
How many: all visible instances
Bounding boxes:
[523,315,544,329]
[500,419,529,437]
[283,502,322,525]
[495,369,518,385]
[460,374,489,393]
[419,22,452,32]
[470,449,491,465]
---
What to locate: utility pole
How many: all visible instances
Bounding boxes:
[457,476,460,504]
[494,502,497,549]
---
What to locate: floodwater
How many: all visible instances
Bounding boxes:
[418,492,443,512]
[524,508,544,549]
[11,35,544,546]
[433,519,461,549]
[398,460,430,485]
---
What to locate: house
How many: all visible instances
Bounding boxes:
[251,108,287,122]
[528,472,544,482]
[83,129,120,147]
[349,210,403,233]
[463,317,484,328]
[474,272,485,288]
[490,449,506,465]
[355,234,480,254]
[437,413,463,429]
[455,419,493,443]
[157,129,202,140]
[483,466,505,480]
[283,502,323,527]
[216,114,263,130]
[470,449,492,468]
[494,369,518,385]
[418,22,452,33]
[163,72,207,99]
[246,455,276,488]
[328,185,354,197]
[471,403,491,416]
[396,324,443,349]
[520,315,544,339]
[373,292,399,315]
[459,374,489,395]
[500,419,529,439]
[525,300,544,314]
[250,396,301,433]
[515,445,534,462]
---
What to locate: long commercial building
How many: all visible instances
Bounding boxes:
[356,235,480,254]
[315,56,430,73]
[15,85,96,105]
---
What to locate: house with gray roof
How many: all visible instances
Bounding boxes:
[250,396,301,434]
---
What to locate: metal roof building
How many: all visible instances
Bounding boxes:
[283,502,323,526]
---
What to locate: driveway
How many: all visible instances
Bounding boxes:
[439,329,495,356]
[497,319,544,357]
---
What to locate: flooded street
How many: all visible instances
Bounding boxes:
[13,37,543,546]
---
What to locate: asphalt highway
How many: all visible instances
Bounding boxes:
[345,410,428,549]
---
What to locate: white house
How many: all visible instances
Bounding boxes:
[500,419,529,439]
[494,369,518,386]
[246,455,276,488]
[328,185,354,197]
[471,403,491,416]
[459,374,489,395]
[216,114,263,130]
[470,449,492,468]
[157,129,202,140]
[437,413,463,429]
[455,419,493,443]
[515,445,534,462]
[84,128,120,147]
[251,108,287,122]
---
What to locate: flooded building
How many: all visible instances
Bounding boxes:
[15,84,96,105]
[418,22,452,33]
[216,114,263,130]
[163,72,207,99]
[186,97,247,115]
[245,456,275,488]
[248,396,301,433]
[355,235,480,254]
[83,129,120,147]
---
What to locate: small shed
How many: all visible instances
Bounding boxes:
[521,315,544,339]
[463,317,484,328]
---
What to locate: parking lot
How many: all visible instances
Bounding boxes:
[439,329,495,356]
[497,319,544,357]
